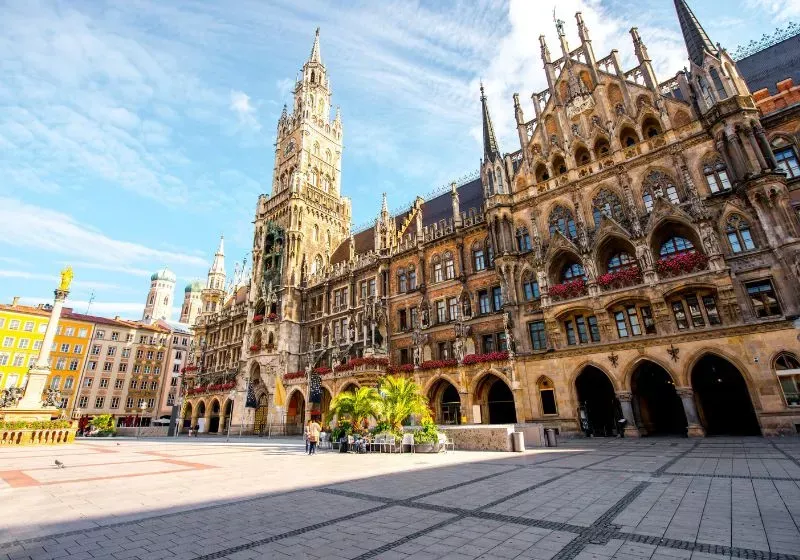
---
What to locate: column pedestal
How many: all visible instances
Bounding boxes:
[677,387,705,437]
[616,391,640,438]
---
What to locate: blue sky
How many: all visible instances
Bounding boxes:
[0,0,796,319]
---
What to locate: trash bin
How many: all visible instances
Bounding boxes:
[511,431,525,452]
[544,428,557,447]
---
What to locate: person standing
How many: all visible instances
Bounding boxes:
[307,418,321,455]
[304,420,310,453]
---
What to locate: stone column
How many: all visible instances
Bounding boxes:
[726,132,751,178]
[676,387,705,437]
[745,128,769,172]
[754,125,778,169]
[716,139,739,182]
[616,391,640,437]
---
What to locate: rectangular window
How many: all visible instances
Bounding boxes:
[492,286,503,312]
[746,280,781,318]
[133,364,141,373]
[111,331,119,341]
[436,300,447,324]
[775,146,800,179]
[118,363,127,373]
[56,357,66,369]
[171,377,178,386]
[672,301,689,330]
[9,320,20,330]
[615,311,629,338]
[408,269,417,290]
[0,318,5,328]
[121,348,130,358]
[73,344,82,354]
[65,327,74,336]
[368,278,376,297]
[88,361,97,371]
[523,281,540,301]
[107,346,116,356]
[167,393,175,406]
[478,290,490,315]
[410,307,419,329]
[481,334,494,353]
[95,330,105,339]
[540,389,557,415]
[587,316,601,342]
[399,348,410,365]
[702,296,721,325]
[78,396,89,408]
[84,377,93,387]
[398,271,407,293]
[33,340,42,350]
[575,317,589,344]
[497,332,508,352]
[60,343,69,352]
[146,351,154,360]
[398,309,407,331]
[641,306,656,334]
[150,381,158,390]
[111,397,120,409]
[448,298,458,321]
[437,341,451,360]
[68,359,79,371]
[99,378,109,388]
[444,259,455,280]
[627,306,643,336]
[144,365,151,374]
[115,379,124,389]
[94,396,104,409]
[156,351,164,360]
[17,338,29,349]
[78,328,87,337]
[565,321,577,345]
[685,295,705,327]
[12,354,24,367]
[91,345,101,355]
[2,337,12,348]
[474,249,485,272]
[172,363,180,373]
[360,281,367,302]
[23,321,34,332]
[130,379,137,389]
[433,262,443,283]
[0,355,11,367]
[62,377,73,389]
[126,398,134,408]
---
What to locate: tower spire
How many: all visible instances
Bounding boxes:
[309,27,321,63]
[674,0,717,67]
[480,84,501,163]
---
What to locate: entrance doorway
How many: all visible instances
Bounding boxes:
[222,400,233,433]
[691,355,760,435]
[287,391,305,435]
[209,400,221,433]
[429,379,461,424]
[476,374,517,424]
[254,394,269,434]
[575,366,620,436]
[631,361,686,436]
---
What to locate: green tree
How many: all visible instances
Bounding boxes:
[90,414,116,435]
[327,386,383,429]
[379,375,429,432]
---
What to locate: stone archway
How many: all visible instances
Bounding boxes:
[320,387,332,423]
[429,378,461,425]
[183,402,193,431]
[474,374,517,424]
[575,366,620,437]
[631,361,687,436]
[209,399,221,433]
[287,391,305,435]
[691,354,760,435]
[194,401,206,431]
[221,399,233,433]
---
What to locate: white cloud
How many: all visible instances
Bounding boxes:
[0,198,208,269]
[18,297,146,320]
[229,90,261,131]
[746,0,800,19]
[0,270,123,291]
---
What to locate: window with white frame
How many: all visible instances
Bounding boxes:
[775,353,800,407]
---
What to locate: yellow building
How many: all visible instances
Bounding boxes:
[0,298,49,390]
[48,311,94,411]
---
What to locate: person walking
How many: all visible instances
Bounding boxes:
[307,418,321,455]
[304,420,310,453]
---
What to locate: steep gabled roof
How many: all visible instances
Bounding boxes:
[674,0,717,67]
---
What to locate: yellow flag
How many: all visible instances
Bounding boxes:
[274,375,287,407]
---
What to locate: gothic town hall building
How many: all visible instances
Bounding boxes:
[184,2,800,437]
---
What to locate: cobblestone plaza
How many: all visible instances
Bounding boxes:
[2,438,800,559]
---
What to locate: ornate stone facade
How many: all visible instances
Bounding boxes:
[234,4,800,437]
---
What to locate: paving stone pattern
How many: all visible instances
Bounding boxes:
[1,438,800,559]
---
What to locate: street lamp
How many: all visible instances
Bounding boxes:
[136,402,147,439]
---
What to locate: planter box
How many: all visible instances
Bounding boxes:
[413,443,437,453]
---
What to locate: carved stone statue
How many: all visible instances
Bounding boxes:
[0,387,23,408]
[503,312,515,357]
[42,388,61,408]
[536,269,549,292]
[58,266,73,292]
[636,243,654,270]
[701,222,721,255]
[453,337,466,364]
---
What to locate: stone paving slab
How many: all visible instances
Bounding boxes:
[1,437,800,560]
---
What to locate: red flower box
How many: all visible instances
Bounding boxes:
[249,344,260,352]
[549,279,587,301]
[462,351,509,365]
[267,313,278,321]
[387,363,414,374]
[284,371,305,380]
[252,314,264,323]
[655,252,708,277]
[597,266,642,290]
[419,359,458,371]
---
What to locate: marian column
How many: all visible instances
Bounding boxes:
[15,267,73,414]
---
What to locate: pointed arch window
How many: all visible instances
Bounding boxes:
[643,171,680,211]
[537,376,558,414]
[311,255,323,275]
[516,227,531,252]
[548,206,577,239]
[607,251,634,273]
[472,242,486,272]
[725,214,756,253]
[773,142,800,179]
[561,262,586,281]
[432,255,443,283]
[659,236,695,257]
[522,273,540,301]
[592,189,625,226]
[709,68,726,99]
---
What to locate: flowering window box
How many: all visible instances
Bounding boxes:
[252,314,264,323]
[284,371,305,380]
[249,344,261,352]
[267,313,278,322]
[387,364,414,374]
[597,266,642,291]
[419,359,458,371]
[462,351,509,365]
[655,252,708,278]
[549,279,587,301]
